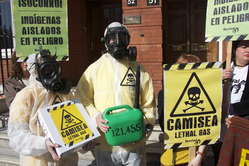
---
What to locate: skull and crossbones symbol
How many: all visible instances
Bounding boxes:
[64,114,76,127]
[127,73,135,84]
[183,87,204,112]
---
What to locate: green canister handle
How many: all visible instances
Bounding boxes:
[104,105,132,115]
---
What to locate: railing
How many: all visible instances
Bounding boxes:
[0,32,14,95]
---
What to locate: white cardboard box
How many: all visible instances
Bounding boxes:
[38,100,100,156]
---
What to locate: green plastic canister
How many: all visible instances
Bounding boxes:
[103,105,144,146]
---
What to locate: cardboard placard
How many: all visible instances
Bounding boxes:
[164,62,222,149]
[11,0,69,61]
[218,116,249,166]
[205,0,249,41]
[38,101,100,156]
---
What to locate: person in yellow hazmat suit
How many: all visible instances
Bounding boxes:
[8,49,79,166]
[76,22,156,166]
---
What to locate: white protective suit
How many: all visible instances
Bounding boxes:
[76,52,156,152]
[8,54,78,166]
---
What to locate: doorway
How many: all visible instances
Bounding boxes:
[164,0,217,64]
[86,0,122,64]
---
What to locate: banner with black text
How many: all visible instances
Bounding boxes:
[12,0,69,60]
[205,0,249,41]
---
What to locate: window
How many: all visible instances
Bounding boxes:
[0,0,13,95]
[0,0,13,50]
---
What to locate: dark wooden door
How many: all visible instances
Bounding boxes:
[165,0,209,64]
[86,0,122,64]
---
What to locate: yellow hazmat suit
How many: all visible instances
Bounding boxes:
[8,55,78,166]
[77,53,156,152]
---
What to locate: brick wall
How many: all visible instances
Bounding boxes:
[0,0,164,97]
[122,0,163,95]
[0,59,11,94]
[0,60,11,84]
[60,0,88,86]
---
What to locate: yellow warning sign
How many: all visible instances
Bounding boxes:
[164,65,222,148]
[52,95,63,105]
[61,109,83,130]
[171,72,216,117]
[120,67,136,86]
[49,104,93,146]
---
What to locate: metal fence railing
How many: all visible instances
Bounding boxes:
[0,32,14,95]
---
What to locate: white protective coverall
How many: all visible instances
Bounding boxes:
[8,55,78,166]
[76,52,156,152]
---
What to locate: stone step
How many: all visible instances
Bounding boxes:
[0,130,9,149]
[0,130,19,165]
[0,130,96,165]
[0,155,19,166]
[0,144,19,166]
[146,124,164,154]
[146,125,162,166]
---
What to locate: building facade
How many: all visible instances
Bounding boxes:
[0,0,219,96]
[63,0,218,95]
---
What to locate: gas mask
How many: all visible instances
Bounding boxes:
[103,22,137,60]
[35,50,65,92]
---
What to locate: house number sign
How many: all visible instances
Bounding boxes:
[127,0,137,6]
[147,0,159,6]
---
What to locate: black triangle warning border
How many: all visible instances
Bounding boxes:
[120,67,136,86]
[61,109,83,130]
[52,95,63,105]
[170,72,217,117]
